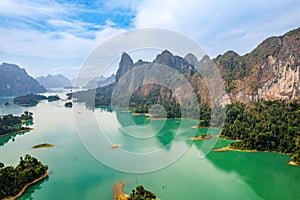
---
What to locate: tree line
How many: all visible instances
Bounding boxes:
[221,100,300,163]
[0,154,48,199]
[0,111,33,136]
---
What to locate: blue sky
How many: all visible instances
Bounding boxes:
[0,0,300,78]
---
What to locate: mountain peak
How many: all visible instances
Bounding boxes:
[184,53,198,66]
[153,49,175,66]
[115,52,134,82]
[36,74,71,88]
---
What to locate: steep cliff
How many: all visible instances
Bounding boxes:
[215,27,300,103]
[74,27,300,108]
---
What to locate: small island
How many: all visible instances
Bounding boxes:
[47,95,60,102]
[64,102,73,108]
[111,144,121,149]
[0,154,48,200]
[32,143,54,149]
[114,183,157,200]
[0,112,33,136]
[14,94,63,106]
[13,94,47,106]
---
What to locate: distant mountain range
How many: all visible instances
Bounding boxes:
[0,63,46,97]
[83,74,115,89]
[36,74,72,88]
[73,27,300,107]
[116,27,300,105]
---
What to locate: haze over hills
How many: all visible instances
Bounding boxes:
[72,27,300,107]
[36,74,72,88]
[83,74,115,89]
[0,63,46,97]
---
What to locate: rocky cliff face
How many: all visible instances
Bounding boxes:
[216,27,300,103]
[115,52,134,82]
[76,27,300,107]
[0,63,46,97]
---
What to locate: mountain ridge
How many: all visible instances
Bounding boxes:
[0,63,46,97]
[73,27,300,108]
[36,74,72,88]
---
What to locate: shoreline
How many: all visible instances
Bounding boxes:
[288,161,300,166]
[4,170,49,200]
[189,135,219,141]
[0,127,33,137]
[113,182,128,200]
[213,146,300,166]
[213,146,258,152]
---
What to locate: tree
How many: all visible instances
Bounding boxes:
[0,162,4,169]
[128,185,157,200]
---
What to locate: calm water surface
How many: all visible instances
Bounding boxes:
[0,89,300,200]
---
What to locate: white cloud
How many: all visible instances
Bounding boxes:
[134,0,300,56]
[0,0,129,79]
[0,0,69,18]
[0,26,126,79]
[1,0,299,79]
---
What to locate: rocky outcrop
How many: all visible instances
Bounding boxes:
[217,27,300,103]
[115,52,134,82]
[74,27,300,107]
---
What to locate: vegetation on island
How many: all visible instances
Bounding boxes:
[127,185,157,200]
[47,95,60,102]
[0,154,48,199]
[0,111,33,136]
[220,100,300,164]
[14,94,62,106]
[13,94,47,106]
[64,102,73,108]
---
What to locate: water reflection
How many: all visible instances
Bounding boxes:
[207,149,300,199]
[18,176,50,200]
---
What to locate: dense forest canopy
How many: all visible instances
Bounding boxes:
[127,185,157,200]
[0,154,48,199]
[221,100,300,163]
[0,112,33,136]
[13,94,47,106]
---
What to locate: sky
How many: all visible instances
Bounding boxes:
[0,0,300,79]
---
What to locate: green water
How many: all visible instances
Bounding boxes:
[1,90,300,200]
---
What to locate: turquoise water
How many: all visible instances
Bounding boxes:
[1,89,300,199]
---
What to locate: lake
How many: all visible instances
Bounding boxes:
[1,89,300,200]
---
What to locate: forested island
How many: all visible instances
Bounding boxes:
[47,95,60,102]
[114,183,157,200]
[13,94,61,106]
[0,154,48,199]
[0,112,33,136]
[218,100,300,165]
[13,94,47,106]
[127,185,157,200]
